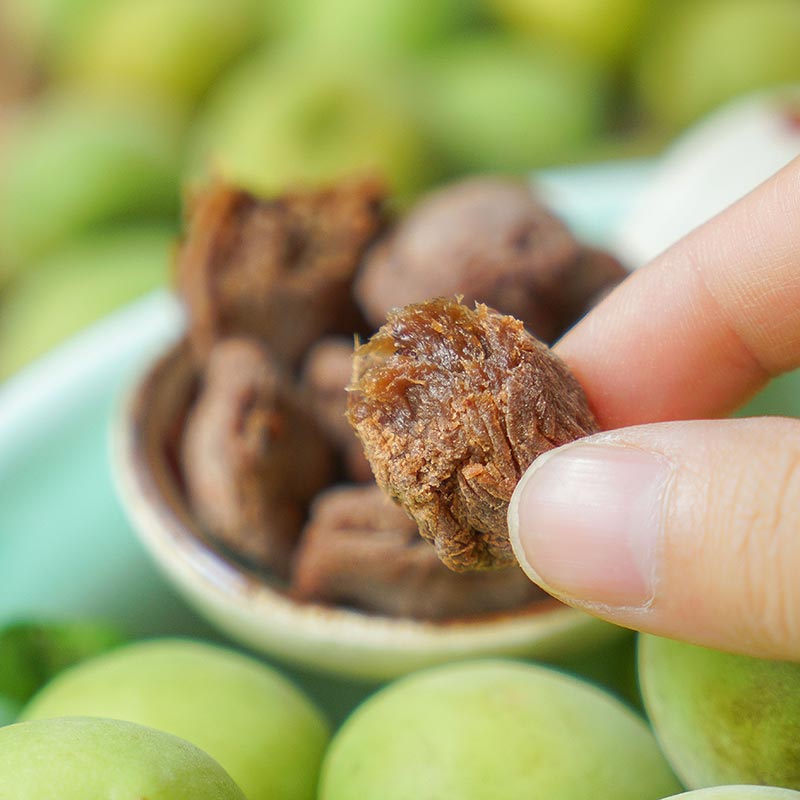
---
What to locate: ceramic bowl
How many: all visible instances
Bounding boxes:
[112,342,619,680]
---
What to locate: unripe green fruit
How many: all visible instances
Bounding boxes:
[663,789,800,799]
[488,0,648,67]
[0,716,245,799]
[191,49,433,200]
[0,226,173,379]
[23,639,330,800]
[53,0,261,110]
[0,94,179,276]
[637,0,800,129]
[639,635,800,789]
[320,659,680,800]
[296,0,477,59]
[422,37,606,173]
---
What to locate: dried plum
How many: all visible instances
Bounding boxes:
[182,338,334,577]
[177,177,386,368]
[347,298,599,571]
[355,176,626,343]
[292,484,544,619]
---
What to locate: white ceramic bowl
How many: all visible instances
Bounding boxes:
[112,342,618,680]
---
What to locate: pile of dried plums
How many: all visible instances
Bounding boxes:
[175,175,627,621]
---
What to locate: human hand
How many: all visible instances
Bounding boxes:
[508,156,800,661]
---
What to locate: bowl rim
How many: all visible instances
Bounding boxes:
[111,342,617,679]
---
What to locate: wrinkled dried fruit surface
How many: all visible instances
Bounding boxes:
[355,176,626,343]
[300,338,373,483]
[347,298,599,571]
[292,484,544,619]
[177,177,386,368]
[182,338,333,577]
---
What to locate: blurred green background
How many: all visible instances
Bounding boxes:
[2,0,800,380]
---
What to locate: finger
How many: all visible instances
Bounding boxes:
[557,156,800,429]
[508,417,800,660]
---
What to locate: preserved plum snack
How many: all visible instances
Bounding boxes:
[355,176,627,343]
[173,174,620,614]
[182,338,333,577]
[347,298,599,571]
[552,246,630,330]
[177,177,386,368]
[300,338,373,483]
[292,484,544,619]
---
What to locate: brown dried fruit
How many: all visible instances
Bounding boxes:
[176,177,386,368]
[300,338,373,483]
[182,338,334,577]
[552,246,629,330]
[292,484,544,619]
[354,175,626,343]
[347,298,599,572]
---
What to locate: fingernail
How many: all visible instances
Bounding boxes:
[508,443,671,609]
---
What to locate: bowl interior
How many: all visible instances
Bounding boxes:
[115,342,618,680]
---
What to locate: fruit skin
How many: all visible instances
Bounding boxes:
[663,788,800,799]
[0,226,173,378]
[421,36,606,173]
[191,49,433,200]
[319,659,680,800]
[637,0,800,129]
[639,634,800,789]
[53,0,261,110]
[23,638,330,800]
[488,0,648,67]
[0,94,179,277]
[0,716,245,799]
[294,0,478,59]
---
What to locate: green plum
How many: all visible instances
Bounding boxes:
[639,634,800,789]
[0,226,173,378]
[191,49,434,199]
[295,0,479,59]
[319,659,680,800]
[23,638,330,800]
[663,789,800,799]
[0,620,125,715]
[637,0,800,129]
[0,716,245,799]
[488,0,648,66]
[0,94,179,277]
[53,0,261,111]
[421,36,607,173]
[259,1,309,40]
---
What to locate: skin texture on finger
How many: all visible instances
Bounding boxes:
[509,417,800,661]
[557,156,800,429]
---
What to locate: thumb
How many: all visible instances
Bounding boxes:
[508,417,800,661]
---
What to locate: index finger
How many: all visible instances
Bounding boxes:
[556,156,800,429]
